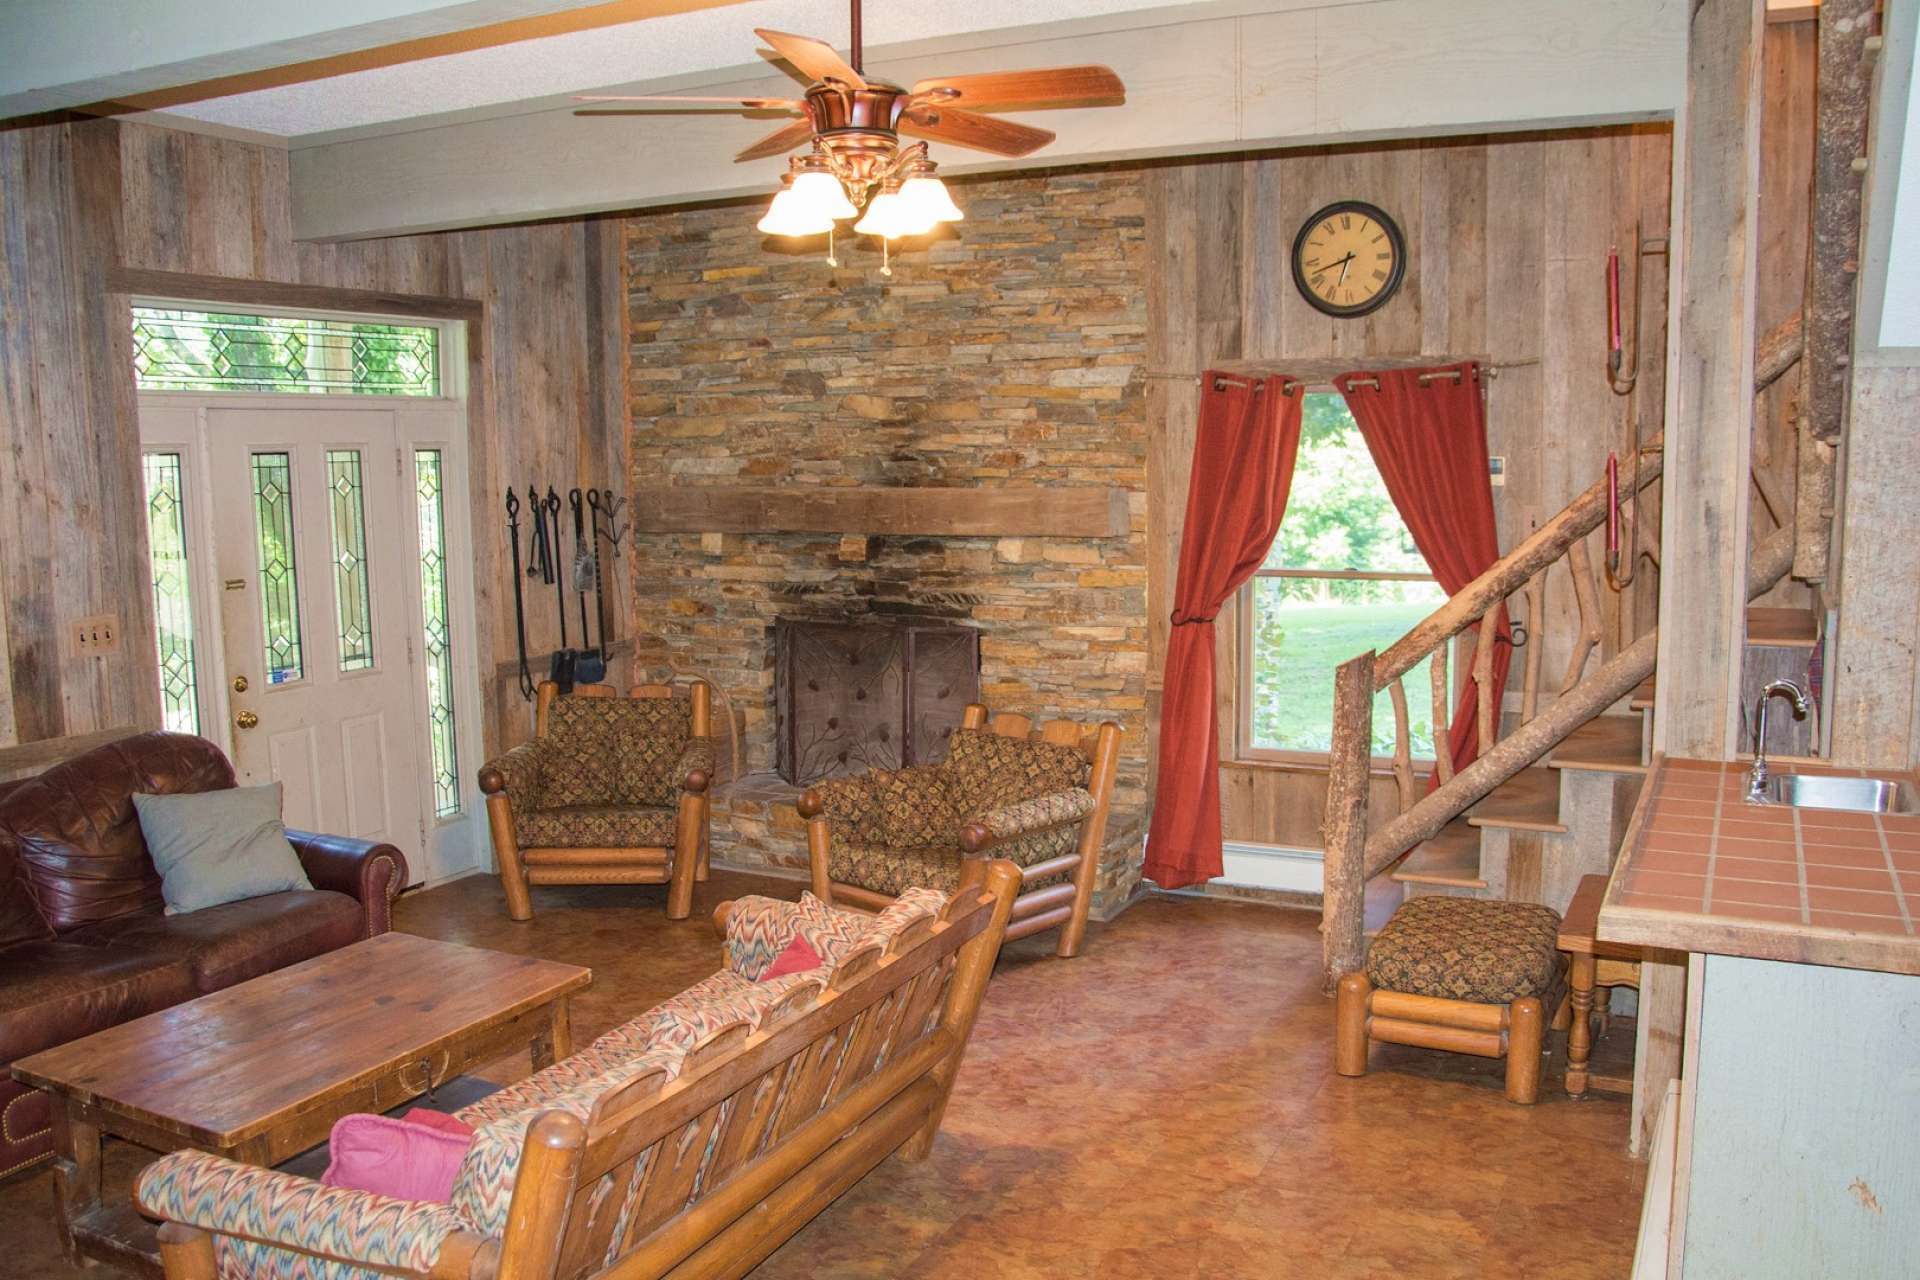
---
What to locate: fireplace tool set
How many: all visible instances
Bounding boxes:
[505,485,628,698]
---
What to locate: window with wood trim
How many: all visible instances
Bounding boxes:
[1238,391,1443,760]
[131,307,439,397]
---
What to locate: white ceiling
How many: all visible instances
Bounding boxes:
[165,0,1209,140]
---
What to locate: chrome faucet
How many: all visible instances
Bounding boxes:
[1747,679,1810,802]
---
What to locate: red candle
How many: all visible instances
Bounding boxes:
[1607,246,1623,360]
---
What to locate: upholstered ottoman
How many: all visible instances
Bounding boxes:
[1334,895,1564,1104]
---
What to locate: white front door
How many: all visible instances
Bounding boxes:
[206,407,420,847]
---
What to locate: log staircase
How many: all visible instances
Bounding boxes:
[1318,445,1798,987]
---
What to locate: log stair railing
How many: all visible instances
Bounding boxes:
[1319,441,1795,986]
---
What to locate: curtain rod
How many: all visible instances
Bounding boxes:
[1200,366,1510,394]
[1150,358,1539,390]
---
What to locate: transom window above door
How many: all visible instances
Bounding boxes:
[1239,391,1443,760]
[131,306,440,397]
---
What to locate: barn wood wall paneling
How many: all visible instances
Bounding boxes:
[1147,22,1813,852]
[0,116,626,776]
[0,119,156,760]
[1146,125,1676,851]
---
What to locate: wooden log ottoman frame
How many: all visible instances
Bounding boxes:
[146,863,1023,1280]
[1335,974,1548,1105]
[1333,896,1566,1105]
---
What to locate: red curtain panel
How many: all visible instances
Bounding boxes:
[1143,374,1305,889]
[1336,362,1511,787]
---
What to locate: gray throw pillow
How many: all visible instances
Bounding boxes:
[132,783,312,915]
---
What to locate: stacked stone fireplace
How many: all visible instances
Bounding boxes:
[623,167,1151,915]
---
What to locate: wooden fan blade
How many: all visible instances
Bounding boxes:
[908,66,1125,112]
[574,94,802,110]
[900,106,1055,157]
[734,118,817,162]
[754,28,866,88]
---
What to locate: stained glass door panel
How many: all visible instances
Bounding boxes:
[207,409,421,852]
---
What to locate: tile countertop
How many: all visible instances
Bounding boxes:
[1597,756,1920,975]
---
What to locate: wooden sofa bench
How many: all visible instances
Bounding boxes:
[135,862,1020,1280]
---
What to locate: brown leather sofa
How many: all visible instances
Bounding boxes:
[0,732,407,1182]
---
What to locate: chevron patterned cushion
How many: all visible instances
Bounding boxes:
[515,804,676,849]
[136,1149,464,1279]
[450,1045,687,1237]
[1366,896,1563,1003]
[451,1041,638,1130]
[723,895,806,980]
[723,888,949,978]
[872,887,950,936]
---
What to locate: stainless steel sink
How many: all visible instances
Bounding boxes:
[1753,773,1918,816]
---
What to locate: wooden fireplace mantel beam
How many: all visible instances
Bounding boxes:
[628,486,1131,539]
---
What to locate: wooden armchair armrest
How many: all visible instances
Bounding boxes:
[136,1149,487,1277]
[958,787,1097,853]
[675,738,716,794]
[477,740,545,816]
[795,770,882,821]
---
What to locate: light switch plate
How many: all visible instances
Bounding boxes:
[73,613,120,655]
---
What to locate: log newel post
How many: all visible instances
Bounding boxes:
[1322,651,1376,991]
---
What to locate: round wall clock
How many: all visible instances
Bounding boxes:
[1291,200,1407,318]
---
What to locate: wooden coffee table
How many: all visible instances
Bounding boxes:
[10,931,590,1275]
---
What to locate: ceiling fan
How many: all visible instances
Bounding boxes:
[576,0,1125,254]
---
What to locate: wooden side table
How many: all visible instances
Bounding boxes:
[11,933,589,1275]
[1557,873,1642,1097]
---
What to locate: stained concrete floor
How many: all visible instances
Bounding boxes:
[2,869,1645,1278]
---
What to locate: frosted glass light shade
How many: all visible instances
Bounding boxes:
[790,170,858,220]
[853,189,906,238]
[757,188,834,237]
[898,176,964,224]
[854,189,937,239]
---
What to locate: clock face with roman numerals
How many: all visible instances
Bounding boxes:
[1290,200,1407,318]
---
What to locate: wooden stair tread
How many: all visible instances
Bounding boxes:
[1547,716,1647,774]
[1389,819,1486,889]
[1745,606,1819,648]
[1466,767,1567,833]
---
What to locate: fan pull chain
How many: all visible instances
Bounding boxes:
[881,237,893,277]
[826,225,838,268]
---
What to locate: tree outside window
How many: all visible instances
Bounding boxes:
[1242,392,1442,758]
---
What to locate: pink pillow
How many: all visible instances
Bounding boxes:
[399,1108,475,1139]
[321,1111,474,1202]
[760,935,823,981]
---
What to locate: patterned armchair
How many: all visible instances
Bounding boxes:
[478,680,713,921]
[799,702,1121,958]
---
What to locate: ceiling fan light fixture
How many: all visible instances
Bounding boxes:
[853,185,931,239]
[757,186,835,237]
[897,174,964,224]
[789,167,859,221]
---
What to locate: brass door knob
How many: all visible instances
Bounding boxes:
[235,710,260,729]
[232,674,249,693]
